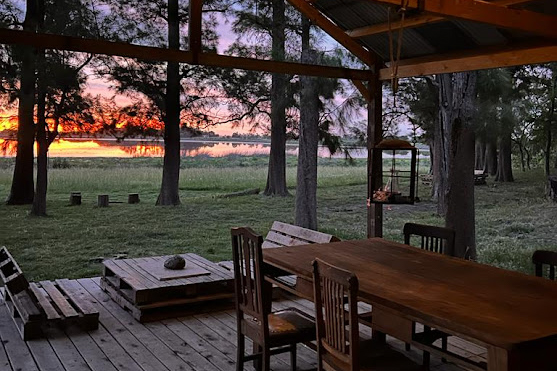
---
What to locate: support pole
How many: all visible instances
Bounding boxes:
[189,0,203,63]
[367,64,383,238]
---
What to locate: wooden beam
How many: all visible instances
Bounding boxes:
[0,28,372,80]
[284,0,377,66]
[379,42,557,80]
[189,0,203,62]
[364,0,557,39]
[347,0,538,39]
[352,79,371,103]
[197,53,373,80]
[347,14,443,38]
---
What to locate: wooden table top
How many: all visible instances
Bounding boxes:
[263,238,557,350]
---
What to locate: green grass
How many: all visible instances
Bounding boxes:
[0,155,555,281]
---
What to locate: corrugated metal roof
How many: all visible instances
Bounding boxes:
[312,0,556,64]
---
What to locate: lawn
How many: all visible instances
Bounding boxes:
[0,155,555,281]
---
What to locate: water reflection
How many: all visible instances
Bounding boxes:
[0,138,368,158]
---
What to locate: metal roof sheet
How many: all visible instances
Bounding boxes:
[313,0,556,65]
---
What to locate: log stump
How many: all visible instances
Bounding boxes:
[98,195,109,207]
[128,193,140,204]
[548,176,557,202]
[70,192,82,206]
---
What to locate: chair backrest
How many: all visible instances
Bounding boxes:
[403,223,456,257]
[231,227,267,324]
[532,250,557,280]
[312,258,360,371]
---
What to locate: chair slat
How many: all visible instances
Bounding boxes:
[403,223,456,257]
[533,250,557,281]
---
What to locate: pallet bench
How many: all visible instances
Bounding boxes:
[0,247,99,340]
[261,221,340,248]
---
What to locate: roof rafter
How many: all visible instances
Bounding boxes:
[347,0,536,38]
[357,0,557,39]
[284,0,378,66]
[0,28,372,80]
[378,42,557,80]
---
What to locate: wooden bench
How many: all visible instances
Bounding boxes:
[262,221,340,248]
[0,247,99,340]
[420,174,433,186]
[474,170,488,185]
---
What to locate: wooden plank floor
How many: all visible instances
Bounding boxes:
[0,278,485,371]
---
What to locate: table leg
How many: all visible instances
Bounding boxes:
[372,329,386,343]
[489,340,557,371]
[489,346,519,371]
[262,279,273,314]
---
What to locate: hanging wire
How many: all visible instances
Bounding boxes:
[387,0,410,106]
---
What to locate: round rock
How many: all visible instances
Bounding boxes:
[164,255,186,270]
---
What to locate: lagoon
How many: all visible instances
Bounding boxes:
[0,137,368,158]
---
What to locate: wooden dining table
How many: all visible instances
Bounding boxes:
[262,238,557,371]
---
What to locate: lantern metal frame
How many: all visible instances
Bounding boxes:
[370,139,418,205]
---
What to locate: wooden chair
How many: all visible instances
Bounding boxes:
[532,250,557,280]
[403,223,456,256]
[403,223,456,365]
[231,227,316,371]
[312,258,422,371]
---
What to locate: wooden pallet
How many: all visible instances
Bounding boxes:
[0,247,99,340]
[101,254,235,322]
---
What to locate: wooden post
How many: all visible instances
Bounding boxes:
[128,193,140,204]
[97,195,109,207]
[189,0,202,63]
[69,192,81,206]
[367,63,383,238]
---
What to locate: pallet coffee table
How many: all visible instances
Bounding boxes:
[100,253,235,322]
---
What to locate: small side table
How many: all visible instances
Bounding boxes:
[101,253,234,322]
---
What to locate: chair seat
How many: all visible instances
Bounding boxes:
[268,307,316,345]
[359,340,423,371]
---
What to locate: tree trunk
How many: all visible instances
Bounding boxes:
[295,17,318,230]
[6,0,39,205]
[427,139,434,175]
[483,138,498,176]
[31,88,48,216]
[440,72,477,260]
[545,65,556,176]
[31,43,48,216]
[495,132,514,182]
[30,1,48,216]
[264,0,289,196]
[474,139,485,170]
[157,0,181,206]
[517,140,526,172]
[433,74,450,216]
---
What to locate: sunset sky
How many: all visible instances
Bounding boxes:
[0,5,370,138]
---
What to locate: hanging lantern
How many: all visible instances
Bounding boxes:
[371,139,418,205]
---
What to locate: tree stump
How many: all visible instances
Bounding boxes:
[128,193,140,204]
[70,192,82,206]
[548,176,557,202]
[98,195,109,207]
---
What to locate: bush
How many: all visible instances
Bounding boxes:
[51,158,71,169]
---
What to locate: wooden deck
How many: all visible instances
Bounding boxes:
[0,277,485,371]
